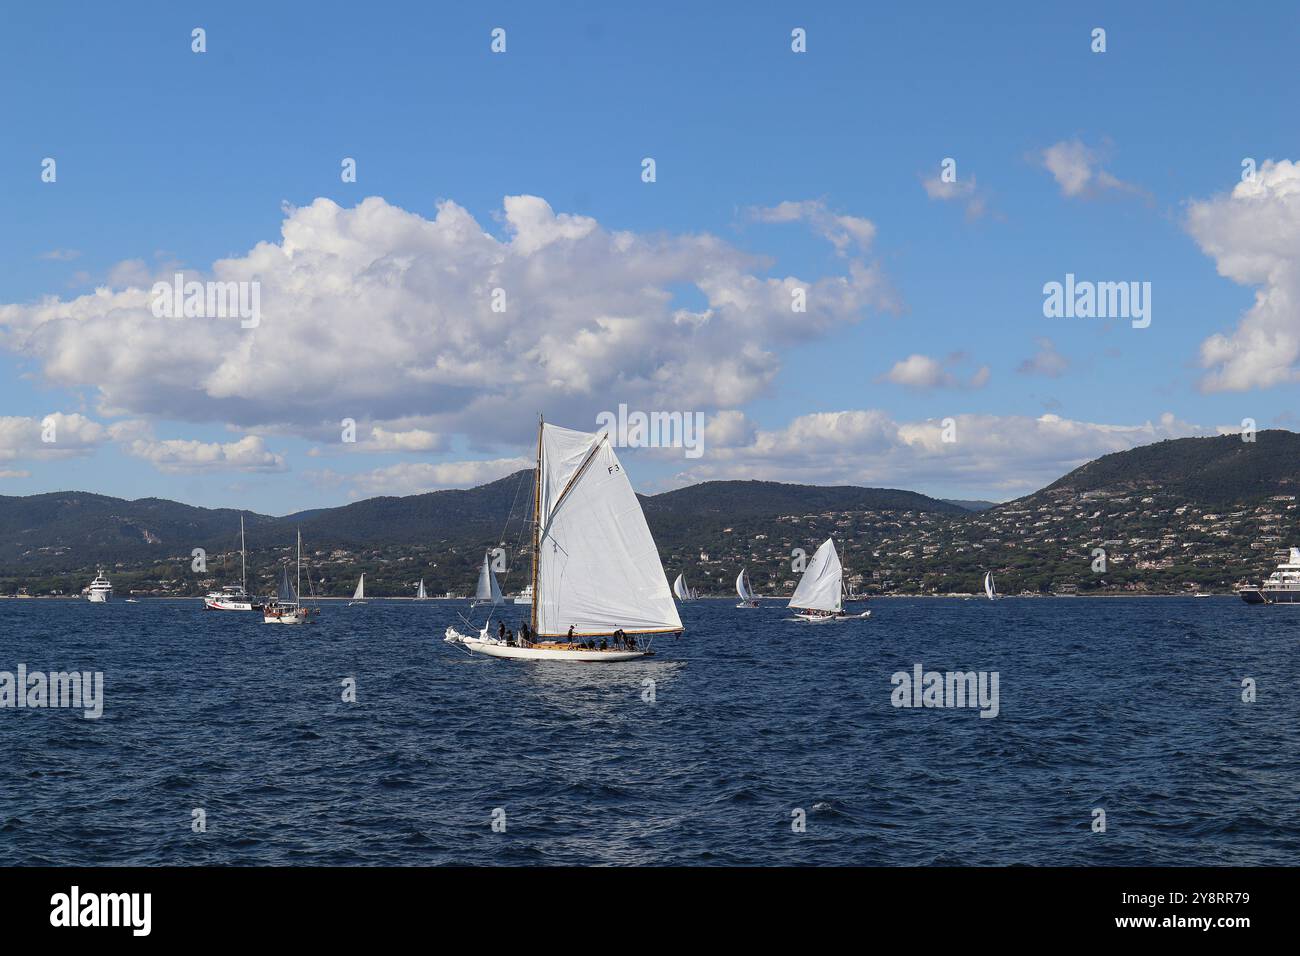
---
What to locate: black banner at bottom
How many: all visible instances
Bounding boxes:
[0,866,1278,940]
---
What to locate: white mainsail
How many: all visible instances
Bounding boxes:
[984,571,997,601]
[673,573,692,601]
[277,565,298,605]
[736,568,755,602]
[475,552,504,605]
[352,574,366,601]
[534,423,682,637]
[788,538,843,613]
[415,579,427,600]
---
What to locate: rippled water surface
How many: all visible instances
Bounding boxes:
[1,597,1296,865]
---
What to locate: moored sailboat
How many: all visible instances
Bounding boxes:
[205,516,261,611]
[788,538,870,623]
[263,531,314,624]
[736,567,760,608]
[445,418,682,660]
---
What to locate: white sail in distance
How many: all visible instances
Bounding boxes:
[984,572,997,601]
[788,538,843,613]
[673,573,693,601]
[475,552,504,605]
[416,579,427,600]
[352,574,365,601]
[736,568,754,601]
[534,423,682,637]
[277,566,297,604]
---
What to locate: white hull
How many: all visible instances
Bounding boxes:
[445,627,651,662]
[86,591,111,603]
[792,610,871,623]
[205,598,259,611]
[264,607,310,624]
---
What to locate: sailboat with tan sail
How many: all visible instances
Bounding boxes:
[444,417,683,660]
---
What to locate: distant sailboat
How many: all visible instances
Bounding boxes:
[788,538,870,623]
[984,571,998,601]
[673,573,698,602]
[348,573,368,606]
[415,579,428,601]
[472,552,504,608]
[736,567,759,608]
[263,530,313,624]
[445,417,682,660]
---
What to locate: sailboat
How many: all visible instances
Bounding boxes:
[736,567,760,608]
[415,579,428,601]
[263,530,313,624]
[204,516,261,611]
[348,573,368,606]
[472,552,505,608]
[984,571,999,601]
[788,538,871,623]
[445,418,682,660]
[673,573,698,602]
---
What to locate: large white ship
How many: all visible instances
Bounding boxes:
[85,571,113,603]
[1239,548,1300,605]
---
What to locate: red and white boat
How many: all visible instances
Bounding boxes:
[204,516,262,611]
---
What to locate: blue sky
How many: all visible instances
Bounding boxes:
[3,1,1299,514]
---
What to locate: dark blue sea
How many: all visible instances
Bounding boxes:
[1,597,1296,866]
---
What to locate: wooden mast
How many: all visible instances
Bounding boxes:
[529,414,542,634]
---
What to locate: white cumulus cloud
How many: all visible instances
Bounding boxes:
[1040,139,1143,200]
[0,195,895,450]
[1187,159,1300,392]
[122,435,287,474]
[687,409,1206,498]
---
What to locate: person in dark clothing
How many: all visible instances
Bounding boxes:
[599,638,608,650]
[567,624,575,642]
[498,621,506,641]
[625,632,636,650]
[519,621,530,646]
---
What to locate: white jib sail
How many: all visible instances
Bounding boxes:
[353,574,365,600]
[535,423,682,637]
[673,573,690,601]
[475,553,504,605]
[736,568,754,601]
[788,538,843,613]
[416,579,427,600]
[984,572,996,600]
